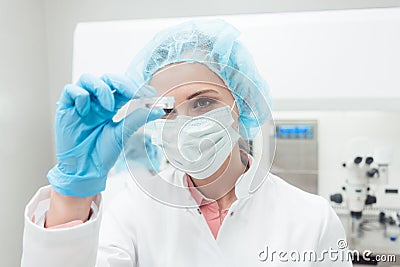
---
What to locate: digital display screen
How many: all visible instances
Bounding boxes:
[276,125,314,139]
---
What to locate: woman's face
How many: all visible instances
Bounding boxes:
[148,62,244,187]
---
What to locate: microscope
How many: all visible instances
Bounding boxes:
[330,156,379,236]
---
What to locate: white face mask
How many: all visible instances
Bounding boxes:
[149,105,240,179]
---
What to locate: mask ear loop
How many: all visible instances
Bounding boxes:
[230,99,237,113]
[228,99,251,175]
[229,99,240,125]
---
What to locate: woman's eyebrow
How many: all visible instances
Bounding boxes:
[186,89,220,100]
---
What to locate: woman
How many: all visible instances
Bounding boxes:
[22,19,352,266]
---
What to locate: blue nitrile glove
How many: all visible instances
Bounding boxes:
[47,73,165,197]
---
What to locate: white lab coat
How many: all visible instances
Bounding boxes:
[22,164,352,267]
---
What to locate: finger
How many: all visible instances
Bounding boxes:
[59,84,90,116]
[101,73,135,100]
[77,73,115,112]
[115,108,165,142]
[101,73,157,99]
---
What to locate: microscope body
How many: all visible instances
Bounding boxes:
[330,156,378,219]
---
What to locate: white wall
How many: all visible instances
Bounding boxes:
[0,0,52,266]
[72,9,400,108]
[44,0,400,118]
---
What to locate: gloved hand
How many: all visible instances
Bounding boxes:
[47,73,165,197]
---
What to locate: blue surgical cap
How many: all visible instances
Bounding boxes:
[126,19,270,139]
[115,132,162,173]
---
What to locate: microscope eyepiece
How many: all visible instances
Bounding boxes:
[365,157,374,165]
[354,156,363,164]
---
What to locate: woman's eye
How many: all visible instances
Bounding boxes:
[193,98,215,109]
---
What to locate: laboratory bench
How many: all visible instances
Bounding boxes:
[338,214,400,266]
